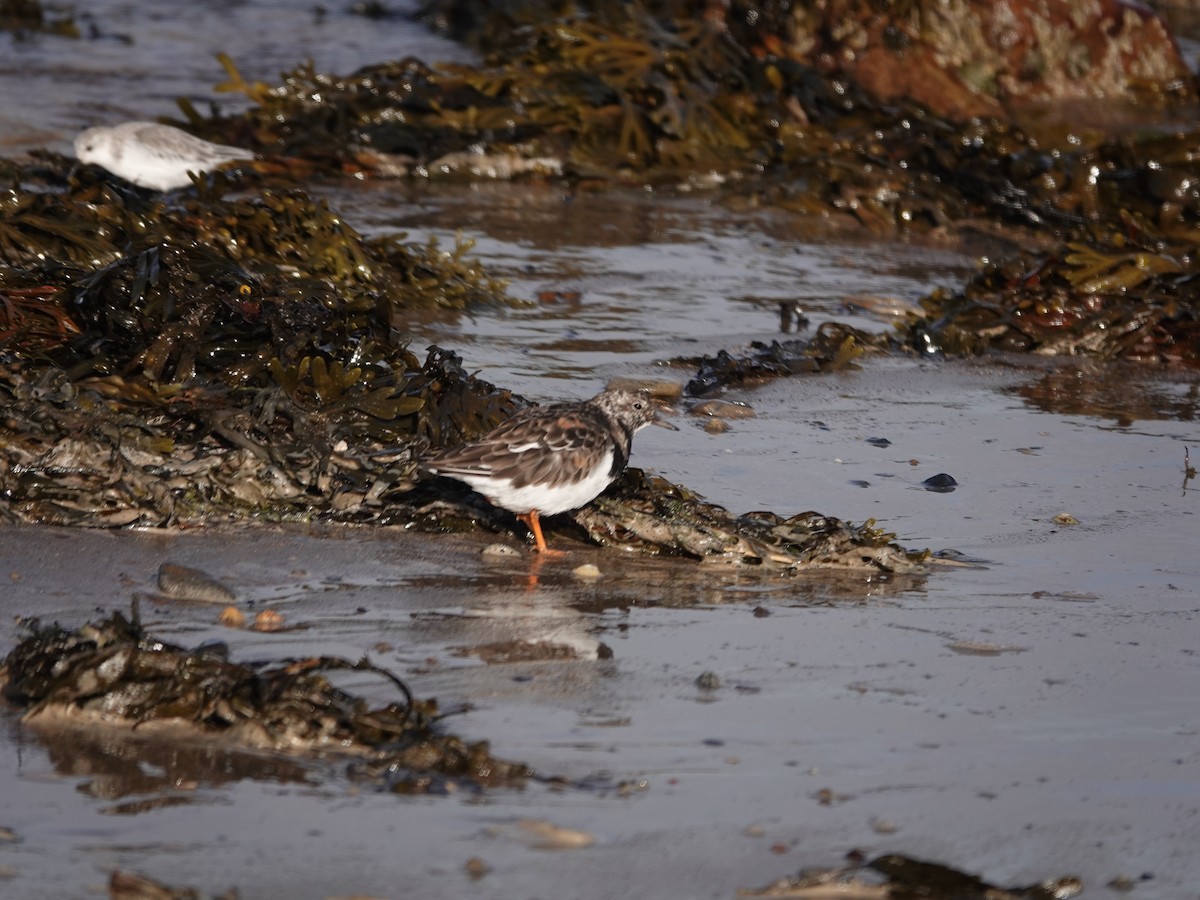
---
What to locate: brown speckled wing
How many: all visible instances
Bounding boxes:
[427,400,628,488]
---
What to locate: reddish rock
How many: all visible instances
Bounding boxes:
[778,0,1196,119]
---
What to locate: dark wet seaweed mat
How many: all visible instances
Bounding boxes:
[0,0,79,38]
[0,154,522,525]
[0,603,531,793]
[742,852,1082,899]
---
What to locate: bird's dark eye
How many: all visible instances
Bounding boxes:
[634,401,643,409]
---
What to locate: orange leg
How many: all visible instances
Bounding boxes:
[517,510,565,556]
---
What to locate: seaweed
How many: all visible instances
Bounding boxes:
[906,231,1200,366]
[396,465,928,574]
[743,852,1082,899]
[680,322,884,396]
[0,0,79,37]
[0,152,526,525]
[159,0,1200,367]
[1,604,530,792]
[578,468,926,573]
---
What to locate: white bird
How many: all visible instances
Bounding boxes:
[74,121,252,191]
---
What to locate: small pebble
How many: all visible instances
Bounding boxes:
[704,418,730,434]
[1053,512,1079,526]
[157,562,236,604]
[946,639,1022,656]
[537,289,581,304]
[691,399,756,419]
[218,606,246,629]
[572,563,601,580]
[841,293,917,317]
[482,543,521,558]
[605,378,682,401]
[695,671,722,690]
[615,778,648,797]
[511,819,595,850]
[870,817,898,834]
[921,473,958,492]
[464,857,490,880]
[252,609,285,632]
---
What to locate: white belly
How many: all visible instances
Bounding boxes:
[459,450,616,516]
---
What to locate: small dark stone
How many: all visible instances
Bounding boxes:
[695,671,722,690]
[922,473,959,492]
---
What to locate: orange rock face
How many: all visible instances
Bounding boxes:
[780,0,1195,119]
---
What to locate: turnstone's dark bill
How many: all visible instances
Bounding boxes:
[424,388,677,554]
[74,122,252,192]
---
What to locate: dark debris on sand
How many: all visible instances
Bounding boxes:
[1,603,531,794]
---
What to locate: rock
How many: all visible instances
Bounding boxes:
[252,609,285,632]
[218,606,246,629]
[779,0,1195,120]
[157,562,236,604]
[572,563,602,580]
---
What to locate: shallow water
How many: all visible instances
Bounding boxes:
[0,0,473,153]
[3,3,1200,899]
[335,180,973,397]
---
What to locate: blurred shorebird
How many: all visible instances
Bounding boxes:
[74,121,252,191]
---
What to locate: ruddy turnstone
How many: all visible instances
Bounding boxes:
[74,122,252,191]
[424,388,676,553]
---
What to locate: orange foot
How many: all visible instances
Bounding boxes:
[518,510,567,557]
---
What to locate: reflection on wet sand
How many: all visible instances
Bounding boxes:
[26,721,314,813]
[1015,362,1200,425]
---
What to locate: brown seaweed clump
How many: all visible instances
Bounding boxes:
[195,11,766,181]
[401,465,928,575]
[0,155,522,526]
[907,231,1200,366]
[0,605,531,793]
[579,469,925,574]
[0,0,79,37]
[680,322,884,397]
